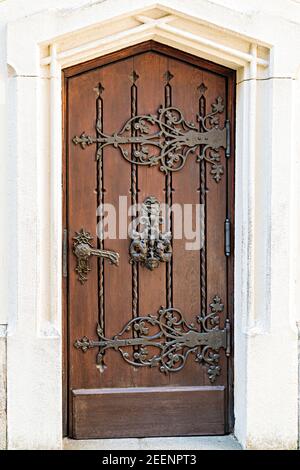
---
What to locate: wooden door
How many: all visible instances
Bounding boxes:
[63,42,235,439]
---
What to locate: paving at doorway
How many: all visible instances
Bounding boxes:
[64,435,242,450]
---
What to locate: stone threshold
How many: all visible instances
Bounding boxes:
[63,435,242,450]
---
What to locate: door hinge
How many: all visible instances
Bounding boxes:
[224,218,231,256]
[74,303,232,380]
[63,228,68,278]
[225,119,230,159]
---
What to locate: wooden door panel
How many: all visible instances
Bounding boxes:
[72,386,225,439]
[64,42,235,438]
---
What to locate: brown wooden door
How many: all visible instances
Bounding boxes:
[63,42,235,439]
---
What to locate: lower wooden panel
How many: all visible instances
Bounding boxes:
[72,386,225,439]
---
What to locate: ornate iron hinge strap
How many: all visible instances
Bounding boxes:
[73,229,119,283]
[129,196,172,270]
[72,99,228,182]
[74,295,230,383]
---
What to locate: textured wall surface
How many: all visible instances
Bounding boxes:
[0,333,7,450]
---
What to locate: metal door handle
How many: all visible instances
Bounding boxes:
[73,228,119,284]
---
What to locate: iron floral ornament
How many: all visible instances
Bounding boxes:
[74,295,230,383]
[72,98,229,182]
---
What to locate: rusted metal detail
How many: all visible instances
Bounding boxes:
[198,82,207,96]
[129,70,139,84]
[199,83,207,317]
[129,197,172,271]
[72,98,227,181]
[95,83,105,368]
[165,71,173,308]
[225,119,231,159]
[74,295,229,383]
[130,71,139,321]
[224,218,231,257]
[73,229,119,284]
[164,70,174,83]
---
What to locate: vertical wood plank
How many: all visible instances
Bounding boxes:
[68,70,101,391]
[101,58,134,388]
[133,52,169,387]
[168,58,203,386]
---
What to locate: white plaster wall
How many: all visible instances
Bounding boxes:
[0,0,300,450]
[0,334,7,450]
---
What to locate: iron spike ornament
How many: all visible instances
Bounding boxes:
[74,295,230,383]
[72,98,229,182]
[129,196,172,270]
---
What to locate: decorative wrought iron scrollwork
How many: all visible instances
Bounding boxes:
[73,229,119,284]
[72,98,228,182]
[74,295,230,383]
[129,196,172,270]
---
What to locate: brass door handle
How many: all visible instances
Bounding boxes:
[73,228,119,284]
